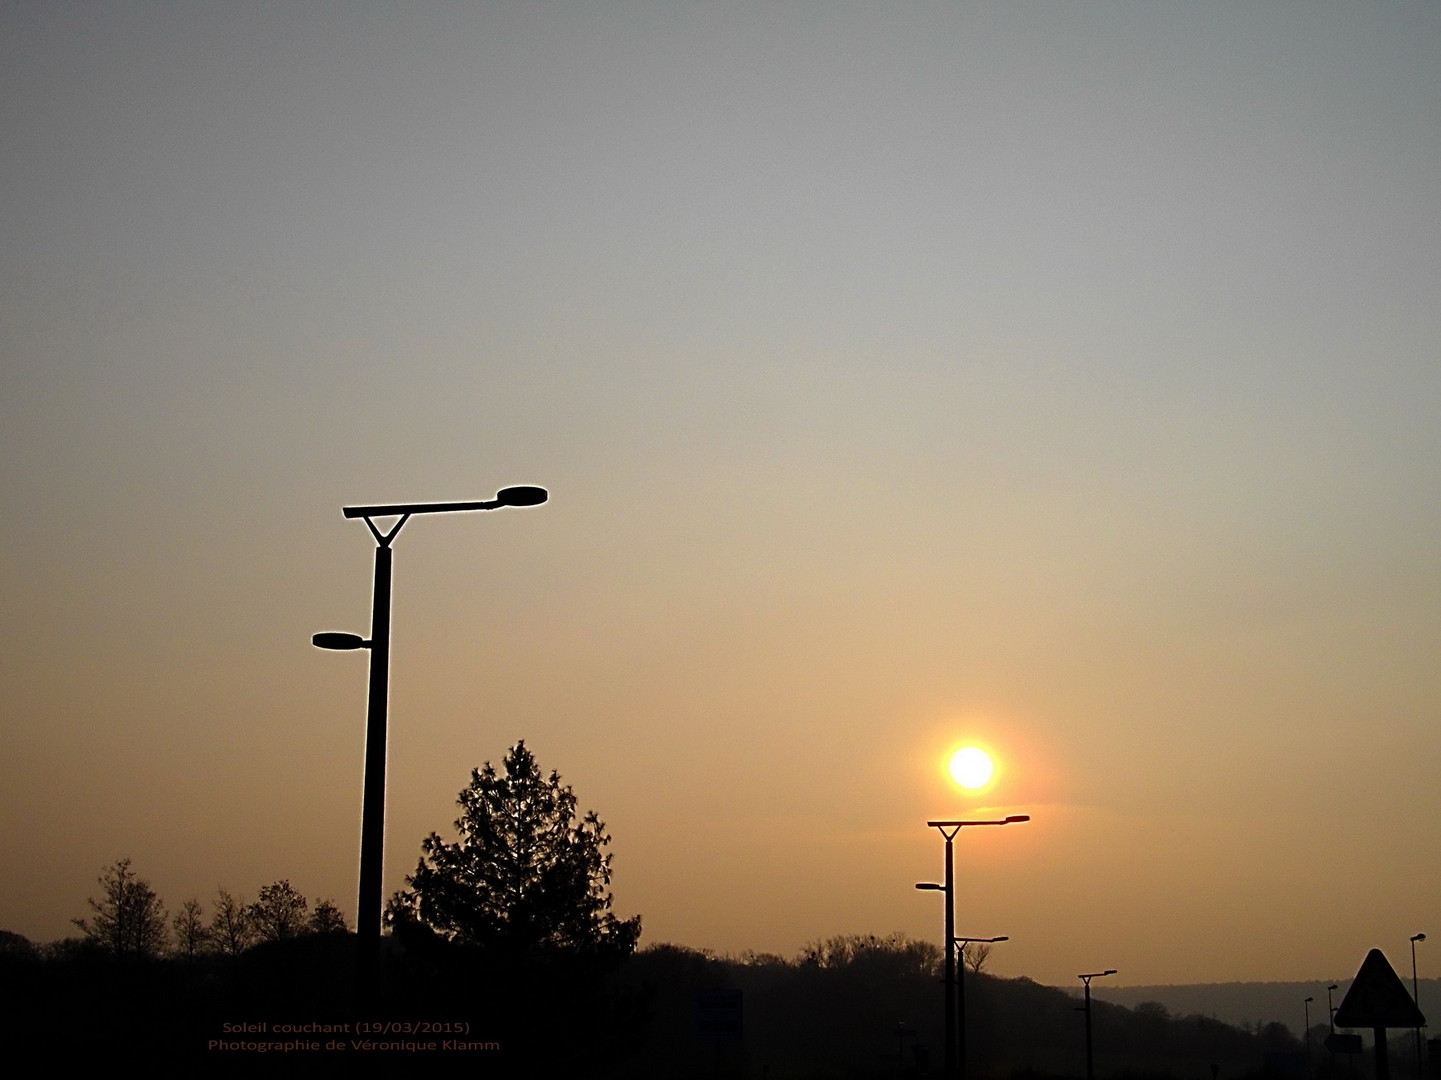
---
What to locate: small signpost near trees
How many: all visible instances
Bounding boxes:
[1335,949,1427,1080]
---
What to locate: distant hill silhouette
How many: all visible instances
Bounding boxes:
[1093,979,1439,1040]
[8,925,1357,1078]
[617,941,1306,1078]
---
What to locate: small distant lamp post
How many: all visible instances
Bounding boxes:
[895,1021,919,1075]
[954,934,1008,1080]
[916,815,1029,1080]
[1079,969,1117,1080]
[1412,933,1426,1080]
[314,486,548,1000]
[1305,996,1314,1070]
[1328,983,1340,1068]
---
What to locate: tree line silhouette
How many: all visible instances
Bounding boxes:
[2,743,1339,1077]
[68,857,349,962]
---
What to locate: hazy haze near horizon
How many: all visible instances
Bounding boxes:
[1094,975,1438,1033]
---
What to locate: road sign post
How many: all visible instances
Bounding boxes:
[1335,949,1427,1080]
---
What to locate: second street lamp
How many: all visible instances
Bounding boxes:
[314,485,547,1003]
[954,934,1008,1080]
[918,815,1029,1080]
[1079,969,1117,1080]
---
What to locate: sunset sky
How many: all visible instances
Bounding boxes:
[3,1,1439,988]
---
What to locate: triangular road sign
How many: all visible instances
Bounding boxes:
[1335,949,1425,1028]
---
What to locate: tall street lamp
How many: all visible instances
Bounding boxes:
[1412,933,1426,1080]
[917,815,1029,1079]
[314,485,548,1000]
[1079,969,1117,1080]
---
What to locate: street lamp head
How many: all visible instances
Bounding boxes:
[312,631,370,650]
[496,485,548,507]
[1412,933,1426,943]
[915,882,944,891]
[1306,996,1314,1003]
[928,816,1031,828]
[1328,984,1339,991]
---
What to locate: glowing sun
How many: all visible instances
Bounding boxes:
[949,746,994,789]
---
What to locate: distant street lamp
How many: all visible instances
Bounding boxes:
[955,934,1008,1080]
[1305,996,1314,1070]
[895,1021,919,1076]
[1327,983,1340,1068]
[1079,969,1117,1080]
[917,815,1029,1080]
[1412,933,1426,1080]
[314,486,547,1000]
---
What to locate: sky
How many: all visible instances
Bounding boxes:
[2,1,1439,989]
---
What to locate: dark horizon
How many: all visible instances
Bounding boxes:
[4,0,1439,995]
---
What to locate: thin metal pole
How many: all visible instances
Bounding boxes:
[356,538,393,1002]
[1413,936,1425,1080]
[944,832,956,1080]
[1304,998,1313,1075]
[1329,984,1338,1070]
[1085,979,1095,1080]
[957,936,968,1080]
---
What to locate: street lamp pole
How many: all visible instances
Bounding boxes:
[954,935,1008,1080]
[1327,983,1340,1069]
[895,1022,918,1076]
[917,815,1029,1079]
[1079,969,1117,1080]
[1304,996,1314,1073]
[1412,933,1426,1080]
[1308,992,1319,1072]
[358,516,392,993]
[314,486,547,1002]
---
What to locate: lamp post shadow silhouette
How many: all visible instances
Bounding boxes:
[313,485,547,1006]
[916,815,1028,1080]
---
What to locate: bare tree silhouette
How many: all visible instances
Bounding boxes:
[171,898,207,960]
[208,888,254,956]
[72,858,167,960]
[248,881,308,942]
[308,898,348,934]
